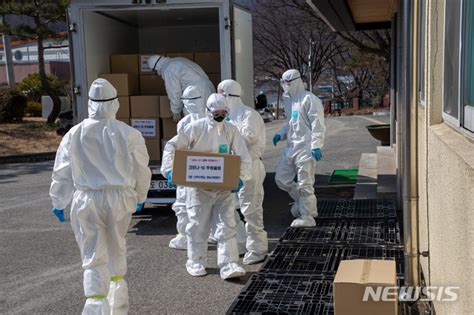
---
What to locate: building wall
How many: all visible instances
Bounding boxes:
[421,0,474,313]
[0,61,70,84]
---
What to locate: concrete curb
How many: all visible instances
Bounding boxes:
[0,152,56,164]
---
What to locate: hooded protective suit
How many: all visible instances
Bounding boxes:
[161,86,206,250]
[147,55,215,120]
[161,93,252,280]
[50,78,151,315]
[274,69,326,227]
[217,80,268,265]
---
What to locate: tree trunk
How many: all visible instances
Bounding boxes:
[37,36,61,124]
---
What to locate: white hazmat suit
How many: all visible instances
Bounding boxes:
[147,55,215,122]
[50,79,152,315]
[275,69,326,228]
[217,80,268,265]
[161,93,252,279]
[161,86,206,250]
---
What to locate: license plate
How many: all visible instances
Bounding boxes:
[150,180,174,190]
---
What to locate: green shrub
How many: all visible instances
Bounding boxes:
[0,87,27,123]
[17,73,66,102]
[25,101,42,117]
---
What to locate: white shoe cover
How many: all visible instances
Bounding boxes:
[243,252,267,265]
[290,216,316,228]
[186,261,207,277]
[220,262,246,280]
[169,234,187,250]
[290,201,300,218]
[238,242,247,256]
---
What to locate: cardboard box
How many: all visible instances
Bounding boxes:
[130,95,160,118]
[208,73,221,88]
[159,96,173,118]
[111,54,139,75]
[116,96,130,118]
[140,74,166,95]
[171,150,241,190]
[161,118,177,139]
[145,138,161,161]
[140,54,160,74]
[99,73,139,96]
[116,118,130,125]
[167,52,194,60]
[131,118,160,139]
[334,260,398,315]
[194,52,221,73]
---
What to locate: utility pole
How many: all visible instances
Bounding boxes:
[3,34,16,88]
[1,13,16,89]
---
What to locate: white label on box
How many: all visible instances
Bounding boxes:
[131,119,156,137]
[141,55,152,72]
[186,156,224,183]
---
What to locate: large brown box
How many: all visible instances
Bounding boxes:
[145,138,161,161]
[130,95,160,118]
[130,118,161,139]
[140,74,166,95]
[116,96,130,118]
[194,52,221,73]
[111,54,139,75]
[171,150,241,190]
[99,73,139,96]
[159,96,173,118]
[334,260,398,315]
[161,118,177,139]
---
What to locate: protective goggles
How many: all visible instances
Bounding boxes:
[220,92,240,98]
[151,56,162,71]
[280,77,300,85]
[180,96,202,100]
[89,96,118,102]
[206,106,228,117]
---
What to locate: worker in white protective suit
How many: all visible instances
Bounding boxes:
[273,69,326,228]
[217,79,268,265]
[161,93,252,279]
[161,85,206,250]
[49,78,152,315]
[147,55,215,123]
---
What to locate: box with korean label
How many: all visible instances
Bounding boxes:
[171,150,240,190]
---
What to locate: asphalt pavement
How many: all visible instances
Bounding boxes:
[0,114,389,314]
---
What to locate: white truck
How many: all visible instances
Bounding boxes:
[68,0,254,205]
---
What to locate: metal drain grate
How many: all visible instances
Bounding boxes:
[317,199,397,219]
[262,244,404,278]
[280,219,401,246]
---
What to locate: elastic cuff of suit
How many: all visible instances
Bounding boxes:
[87,294,106,299]
[111,275,125,282]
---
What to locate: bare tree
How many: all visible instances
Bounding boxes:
[0,0,69,124]
[252,0,347,87]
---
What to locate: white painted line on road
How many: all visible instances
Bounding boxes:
[358,115,387,125]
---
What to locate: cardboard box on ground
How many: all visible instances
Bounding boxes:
[333,259,398,315]
[171,150,240,190]
[99,73,139,96]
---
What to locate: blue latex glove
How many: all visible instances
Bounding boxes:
[232,179,244,193]
[52,208,65,222]
[312,148,323,161]
[273,134,281,146]
[167,171,177,189]
[135,203,144,213]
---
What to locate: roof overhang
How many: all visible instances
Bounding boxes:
[306,0,396,31]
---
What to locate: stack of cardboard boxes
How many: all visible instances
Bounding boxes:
[99,52,220,162]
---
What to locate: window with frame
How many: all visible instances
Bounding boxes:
[443,0,474,133]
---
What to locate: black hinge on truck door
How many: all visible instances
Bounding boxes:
[131,0,167,4]
[225,17,231,30]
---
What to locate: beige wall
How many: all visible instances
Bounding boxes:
[419,0,474,313]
